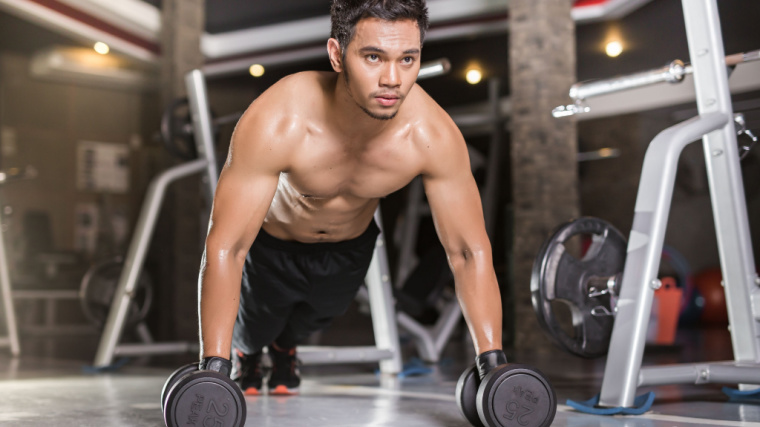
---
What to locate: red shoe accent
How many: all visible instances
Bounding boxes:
[244,388,261,396]
[270,342,296,356]
[270,385,298,396]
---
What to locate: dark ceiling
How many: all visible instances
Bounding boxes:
[577,0,760,81]
[142,0,332,34]
[206,0,333,34]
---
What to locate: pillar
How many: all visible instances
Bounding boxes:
[508,0,580,351]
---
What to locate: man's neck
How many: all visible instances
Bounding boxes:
[329,72,394,140]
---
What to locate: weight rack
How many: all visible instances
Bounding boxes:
[557,0,760,408]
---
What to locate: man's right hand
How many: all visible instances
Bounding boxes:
[475,349,507,380]
[199,356,233,377]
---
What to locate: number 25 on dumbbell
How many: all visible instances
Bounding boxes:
[456,359,556,427]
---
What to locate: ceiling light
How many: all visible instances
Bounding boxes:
[249,64,265,77]
[94,42,110,55]
[605,41,623,57]
[465,68,482,85]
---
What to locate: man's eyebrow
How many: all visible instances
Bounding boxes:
[358,46,421,55]
[358,46,385,53]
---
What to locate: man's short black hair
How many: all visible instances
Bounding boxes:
[330,0,429,53]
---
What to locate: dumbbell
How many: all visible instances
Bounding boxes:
[456,350,556,427]
[160,363,198,412]
[162,357,247,427]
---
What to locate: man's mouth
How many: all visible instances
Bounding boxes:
[375,94,400,107]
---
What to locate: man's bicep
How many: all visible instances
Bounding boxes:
[206,118,284,257]
[207,165,279,254]
[421,122,489,251]
[423,170,488,254]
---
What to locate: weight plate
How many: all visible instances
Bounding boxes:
[164,371,246,427]
[79,256,153,329]
[476,364,556,427]
[456,365,485,427]
[530,217,626,358]
[159,97,221,161]
[161,363,199,412]
[160,97,198,160]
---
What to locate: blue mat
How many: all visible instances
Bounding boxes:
[375,357,434,378]
[723,387,760,400]
[398,357,433,378]
[82,357,131,374]
[566,392,655,415]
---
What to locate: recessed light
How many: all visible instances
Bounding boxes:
[94,42,110,55]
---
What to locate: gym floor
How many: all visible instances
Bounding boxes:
[0,324,757,426]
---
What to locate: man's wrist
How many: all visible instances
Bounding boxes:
[475,349,507,380]
[199,356,232,377]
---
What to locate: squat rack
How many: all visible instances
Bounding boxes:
[556,0,760,408]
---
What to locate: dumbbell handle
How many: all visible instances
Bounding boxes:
[476,350,508,380]
[199,356,232,377]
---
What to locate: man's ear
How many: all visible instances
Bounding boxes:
[327,38,343,72]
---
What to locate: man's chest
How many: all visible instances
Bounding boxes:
[285,137,424,199]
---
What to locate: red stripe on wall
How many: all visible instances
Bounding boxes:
[574,0,610,7]
[26,0,160,54]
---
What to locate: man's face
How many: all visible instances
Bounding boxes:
[341,18,421,120]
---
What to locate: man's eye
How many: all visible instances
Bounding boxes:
[402,57,414,64]
[367,54,379,62]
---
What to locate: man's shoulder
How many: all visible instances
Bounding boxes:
[266,71,333,100]
[405,85,461,146]
[402,87,469,178]
[242,71,331,132]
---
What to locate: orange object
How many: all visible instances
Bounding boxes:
[694,267,728,326]
[653,277,682,345]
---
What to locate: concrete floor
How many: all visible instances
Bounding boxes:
[0,326,759,426]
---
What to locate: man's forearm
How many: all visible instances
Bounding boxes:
[198,251,245,359]
[451,251,503,355]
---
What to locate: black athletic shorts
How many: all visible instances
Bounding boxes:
[231,221,380,355]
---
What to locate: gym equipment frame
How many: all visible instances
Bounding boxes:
[556,0,760,408]
[0,166,82,356]
[0,187,20,356]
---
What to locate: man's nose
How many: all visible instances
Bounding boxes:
[379,63,401,87]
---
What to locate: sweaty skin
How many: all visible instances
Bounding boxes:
[199,17,503,360]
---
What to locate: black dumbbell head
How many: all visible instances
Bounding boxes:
[456,365,485,427]
[164,370,246,427]
[476,364,556,427]
[161,363,199,412]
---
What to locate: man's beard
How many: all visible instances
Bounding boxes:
[359,105,397,121]
[343,69,398,121]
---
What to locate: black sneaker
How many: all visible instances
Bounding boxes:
[231,348,263,396]
[267,344,300,395]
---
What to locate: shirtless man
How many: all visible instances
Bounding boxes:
[197,0,505,396]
